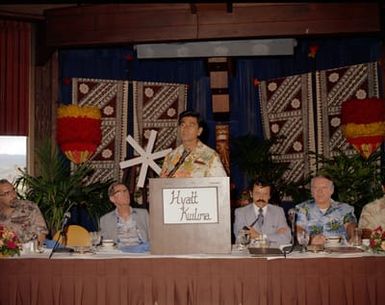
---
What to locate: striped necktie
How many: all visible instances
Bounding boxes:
[256,207,264,229]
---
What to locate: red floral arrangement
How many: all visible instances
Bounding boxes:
[369,226,385,252]
[0,225,21,257]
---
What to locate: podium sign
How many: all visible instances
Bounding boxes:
[149,177,231,254]
[162,187,218,224]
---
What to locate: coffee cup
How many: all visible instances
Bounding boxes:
[326,236,341,246]
[102,239,115,249]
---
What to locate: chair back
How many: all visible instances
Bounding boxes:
[53,225,91,247]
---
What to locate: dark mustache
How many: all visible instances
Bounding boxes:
[256,199,267,203]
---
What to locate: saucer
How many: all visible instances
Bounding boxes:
[325,236,341,247]
[100,244,116,251]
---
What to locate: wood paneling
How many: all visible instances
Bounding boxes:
[44,3,381,48]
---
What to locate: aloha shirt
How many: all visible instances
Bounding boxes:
[0,199,48,243]
[296,199,357,240]
[160,140,227,178]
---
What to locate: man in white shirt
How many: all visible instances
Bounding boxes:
[100,182,149,249]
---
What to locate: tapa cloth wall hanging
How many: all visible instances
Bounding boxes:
[259,62,380,183]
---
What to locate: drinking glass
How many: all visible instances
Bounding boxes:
[235,229,250,250]
[297,231,310,252]
[352,228,362,246]
[90,231,101,250]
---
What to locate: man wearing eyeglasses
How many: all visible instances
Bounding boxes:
[100,182,149,249]
[0,179,48,244]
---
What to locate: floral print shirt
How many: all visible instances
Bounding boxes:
[296,199,357,240]
[0,199,48,243]
[358,196,385,230]
[160,140,227,178]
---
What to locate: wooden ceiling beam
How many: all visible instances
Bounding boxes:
[190,3,197,15]
[43,3,381,48]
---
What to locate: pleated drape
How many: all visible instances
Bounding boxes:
[0,19,31,136]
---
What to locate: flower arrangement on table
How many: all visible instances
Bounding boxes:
[0,225,21,257]
[369,226,385,252]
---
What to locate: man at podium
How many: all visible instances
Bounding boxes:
[160,110,227,178]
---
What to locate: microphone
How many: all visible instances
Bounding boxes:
[288,208,296,235]
[167,149,191,177]
[61,212,71,231]
[49,211,73,259]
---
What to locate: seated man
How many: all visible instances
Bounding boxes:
[0,179,48,244]
[296,175,357,245]
[100,182,149,249]
[233,177,291,247]
[359,183,385,236]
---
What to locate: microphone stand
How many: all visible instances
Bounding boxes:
[49,213,73,259]
[283,208,301,257]
[167,150,190,178]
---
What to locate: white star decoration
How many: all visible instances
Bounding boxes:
[119,130,172,188]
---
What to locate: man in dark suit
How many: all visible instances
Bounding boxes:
[233,177,291,247]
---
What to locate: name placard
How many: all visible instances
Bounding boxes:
[149,177,231,254]
[162,187,218,224]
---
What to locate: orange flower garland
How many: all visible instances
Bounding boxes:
[341,98,385,159]
[57,104,102,164]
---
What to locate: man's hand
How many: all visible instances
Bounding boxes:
[245,226,261,240]
[275,227,289,235]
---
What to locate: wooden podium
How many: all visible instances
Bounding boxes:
[149,177,231,254]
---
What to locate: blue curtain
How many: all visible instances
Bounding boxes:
[59,36,383,199]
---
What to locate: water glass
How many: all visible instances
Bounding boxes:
[352,228,362,246]
[90,231,101,250]
[235,229,250,250]
[297,231,310,252]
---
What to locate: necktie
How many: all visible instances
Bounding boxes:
[256,207,264,229]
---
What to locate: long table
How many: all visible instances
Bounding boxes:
[1,253,385,305]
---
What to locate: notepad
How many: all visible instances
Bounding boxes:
[248,247,284,256]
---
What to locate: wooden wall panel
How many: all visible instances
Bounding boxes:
[33,51,58,175]
[44,3,381,48]
[196,3,379,38]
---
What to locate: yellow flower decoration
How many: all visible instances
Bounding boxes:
[57,104,101,119]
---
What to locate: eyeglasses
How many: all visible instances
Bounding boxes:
[0,189,16,197]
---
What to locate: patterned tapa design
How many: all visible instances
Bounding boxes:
[259,73,314,182]
[316,62,379,159]
[72,78,129,184]
[133,81,187,154]
[259,62,380,183]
